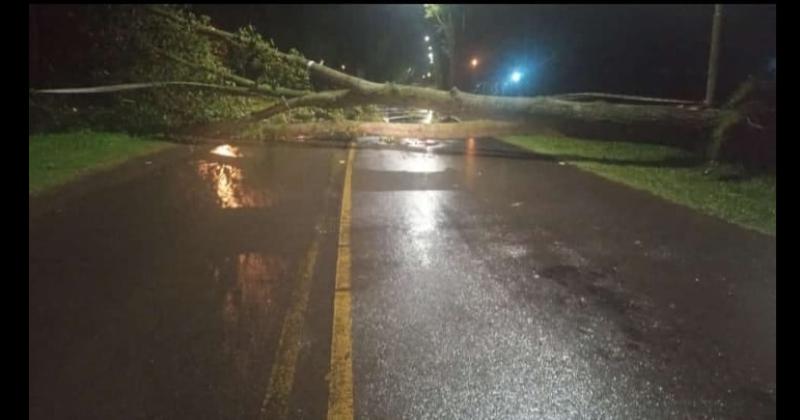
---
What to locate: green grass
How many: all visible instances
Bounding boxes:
[29,131,174,195]
[502,135,776,235]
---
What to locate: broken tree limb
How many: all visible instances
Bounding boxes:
[149,47,311,98]
[31,81,265,96]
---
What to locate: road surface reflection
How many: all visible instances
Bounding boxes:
[196,161,273,209]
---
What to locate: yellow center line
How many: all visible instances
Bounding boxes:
[328,145,356,420]
[261,152,343,419]
[261,234,320,419]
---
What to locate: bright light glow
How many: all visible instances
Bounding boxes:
[427,72,432,78]
[470,58,479,68]
[340,64,346,70]
[422,74,427,79]
[428,45,432,51]
[424,35,430,42]
[510,70,523,83]
[428,52,434,64]
[211,144,242,158]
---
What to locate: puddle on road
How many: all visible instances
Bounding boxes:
[356,136,449,154]
[219,253,287,376]
[196,161,274,209]
[464,138,477,189]
[215,252,289,413]
[356,148,450,174]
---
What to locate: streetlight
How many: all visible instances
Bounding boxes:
[428,45,433,51]
[424,35,430,42]
[510,70,523,83]
[428,52,434,64]
[340,64,346,71]
[470,57,479,68]
[427,72,432,78]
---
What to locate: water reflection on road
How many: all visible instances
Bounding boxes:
[196,160,274,209]
[220,253,287,378]
[29,143,342,418]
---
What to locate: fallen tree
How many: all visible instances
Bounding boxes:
[171,119,545,145]
[32,5,741,153]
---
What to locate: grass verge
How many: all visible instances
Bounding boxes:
[502,135,775,235]
[29,130,174,195]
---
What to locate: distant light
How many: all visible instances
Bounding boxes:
[422,74,427,79]
[428,45,433,51]
[427,72,432,77]
[470,58,479,68]
[341,64,346,71]
[510,70,523,83]
[428,52,434,64]
[424,35,430,42]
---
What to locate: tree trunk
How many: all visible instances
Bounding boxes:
[245,76,728,148]
[704,4,723,106]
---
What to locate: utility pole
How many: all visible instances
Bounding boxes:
[704,4,723,106]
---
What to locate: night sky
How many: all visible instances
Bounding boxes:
[30,4,775,100]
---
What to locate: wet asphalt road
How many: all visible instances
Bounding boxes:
[29,138,775,419]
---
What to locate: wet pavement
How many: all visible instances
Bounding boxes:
[29,138,775,419]
[29,144,347,419]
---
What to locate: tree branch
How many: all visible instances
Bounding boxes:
[144,5,381,92]
[32,81,265,96]
[247,89,355,120]
[149,46,310,98]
